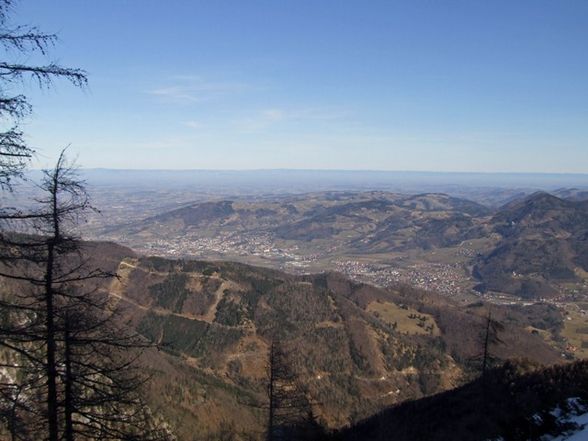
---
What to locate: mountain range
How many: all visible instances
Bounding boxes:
[474,192,588,298]
[101,191,588,301]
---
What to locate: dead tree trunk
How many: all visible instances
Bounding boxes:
[63,313,73,441]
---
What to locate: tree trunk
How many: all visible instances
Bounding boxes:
[45,169,61,441]
[482,310,491,376]
[45,238,59,441]
[64,313,74,441]
[267,341,276,441]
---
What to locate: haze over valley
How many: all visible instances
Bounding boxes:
[64,170,588,362]
[3,1,588,440]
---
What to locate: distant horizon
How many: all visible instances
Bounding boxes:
[24,168,588,195]
[28,168,588,177]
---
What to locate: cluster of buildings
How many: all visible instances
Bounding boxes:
[333,260,469,296]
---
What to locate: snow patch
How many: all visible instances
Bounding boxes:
[543,398,588,441]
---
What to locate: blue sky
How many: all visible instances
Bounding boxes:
[12,0,588,172]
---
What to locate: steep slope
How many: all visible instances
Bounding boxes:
[333,360,588,441]
[110,257,466,429]
[103,191,491,259]
[0,238,567,439]
[95,250,561,438]
[398,193,490,217]
[553,188,588,202]
[474,193,588,298]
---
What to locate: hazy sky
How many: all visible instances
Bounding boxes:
[13,1,588,172]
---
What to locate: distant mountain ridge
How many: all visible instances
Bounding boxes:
[114,191,490,250]
[474,192,588,298]
[101,190,588,301]
[553,188,588,202]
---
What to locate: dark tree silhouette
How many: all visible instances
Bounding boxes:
[0,153,171,440]
[0,3,169,440]
[0,152,94,440]
[481,308,504,376]
[266,340,323,441]
[0,0,86,190]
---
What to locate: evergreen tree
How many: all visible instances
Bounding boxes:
[1,152,171,440]
[0,0,86,190]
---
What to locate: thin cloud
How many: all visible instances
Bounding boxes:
[183,120,205,129]
[147,76,249,103]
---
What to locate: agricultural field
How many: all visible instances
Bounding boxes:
[367,301,440,336]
